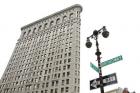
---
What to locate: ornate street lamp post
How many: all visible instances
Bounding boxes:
[86,26,109,93]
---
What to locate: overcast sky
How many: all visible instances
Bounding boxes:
[0,0,140,93]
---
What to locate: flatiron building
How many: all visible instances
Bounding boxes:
[0,4,82,93]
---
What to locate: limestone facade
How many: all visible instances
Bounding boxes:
[0,4,82,93]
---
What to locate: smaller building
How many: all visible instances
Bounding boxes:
[105,87,123,93]
[105,87,135,93]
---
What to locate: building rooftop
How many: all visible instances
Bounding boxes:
[21,4,82,30]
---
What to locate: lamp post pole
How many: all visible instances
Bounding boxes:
[86,26,109,93]
[95,37,104,93]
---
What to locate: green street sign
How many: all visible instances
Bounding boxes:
[90,62,99,73]
[101,55,123,67]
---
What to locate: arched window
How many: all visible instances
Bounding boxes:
[50,21,54,27]
[44,23,48,29]
[56,18,60,24]
[23,32,26,37]
[33,28,36,33]
[77,11,80,17]
[38,25,42,31]
[70,13,74,19]
[63,16,67,22]
[28,30,31,35]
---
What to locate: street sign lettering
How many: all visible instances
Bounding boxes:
[103,75,116,83]
[90,62,99,73]
[90,55,123,72]
[101,55,123,67]
[90,73,117,90]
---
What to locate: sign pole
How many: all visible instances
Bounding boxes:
[86,26,109,93]
[95,38,104,93]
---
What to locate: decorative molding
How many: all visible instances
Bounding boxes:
[21,4,82,30]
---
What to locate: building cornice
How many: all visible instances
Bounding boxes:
[21,4,82,30]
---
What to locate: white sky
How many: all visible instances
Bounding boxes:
[0,0,139,93]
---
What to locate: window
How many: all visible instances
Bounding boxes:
[64,59,66,64]
[64,53,67,57]
[41,90,44,93]
[45,70,48,74]
[61,88,64,93]
[63,66,66,70]
[49,69,51,73]
[23,32,26,37]
[56,80,58,86]
[60,60,62,64]
[42,83,45,88]
[45,90,48,93]
[65,87,69,92]
[68,52,71,56]
[75,78,77,84]
[65,48,68,52]
[50,21,54,27]
[44,76,46,81]
[46,82,49,88]
[37,84,40,89]
[68,58,71,62]
[70,13,74,19]
[28,30,31,35]
[55,88,58,93]
[47,75,50,80]
[77,11,79,17]
[67,65,70,69]
[66,79,69,84]
[40,71,42,75]
[46,64,48,67]
[56,18,60,24]
[58,73,60,78]
[63,16,67,22]
[62,80,64,85]
[74,86,76,92]
[44,23,48,29]
[38,25,42,31]
[50,89,53,93]
[61,49,63,53]
[33,28,36,33]
[52,81,54,86]
[69,47,72,51]
[67,72,70,77]
[69,42,72,46]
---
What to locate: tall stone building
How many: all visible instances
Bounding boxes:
[0,4,82,93]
